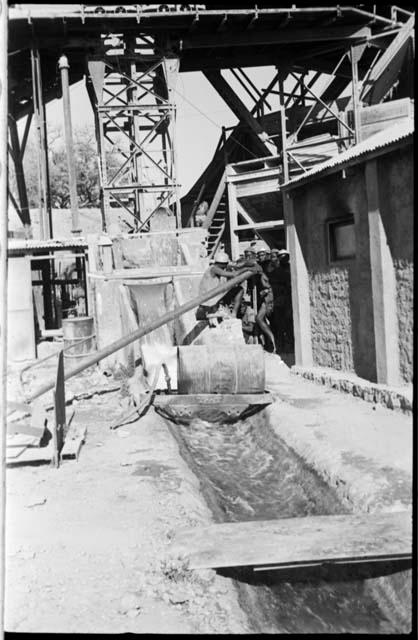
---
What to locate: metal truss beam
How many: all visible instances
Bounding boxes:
[182,25,371,50]
[204,70,273,157]
[360,14,414,105]
[7,112,31,227]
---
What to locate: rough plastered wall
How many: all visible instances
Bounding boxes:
[376,145,413,383]
[293,168,376,381]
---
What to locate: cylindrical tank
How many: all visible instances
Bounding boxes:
[177,344,265,394]
[62,316,96,359]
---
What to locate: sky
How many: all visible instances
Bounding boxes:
[41,66,284,197]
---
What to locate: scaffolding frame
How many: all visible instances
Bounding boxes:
[87,41,180,232]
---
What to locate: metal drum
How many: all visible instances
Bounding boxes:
[62,316,96,360]
[177,344,265,394]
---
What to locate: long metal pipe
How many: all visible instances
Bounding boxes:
[26,268,254,402]
[58,54,80,234]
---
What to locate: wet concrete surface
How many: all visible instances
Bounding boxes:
[168,413,409,633]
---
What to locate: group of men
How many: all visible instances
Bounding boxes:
[196,241,293,354]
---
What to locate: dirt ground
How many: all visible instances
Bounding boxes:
[5,386,250,634]
[5,348,412,633]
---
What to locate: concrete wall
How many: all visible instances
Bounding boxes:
[291,143,413,385]
[376,148,414,383]
[7,256,36,362]
[293,168,376,380]
[112,228,207,270]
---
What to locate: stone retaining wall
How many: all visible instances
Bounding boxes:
[291,366,412,414]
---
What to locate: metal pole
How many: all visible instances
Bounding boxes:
[0,0,9,632]
[58,54,80,234]
[26,268,255,401]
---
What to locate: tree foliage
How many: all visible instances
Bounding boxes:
[9,123,124,210]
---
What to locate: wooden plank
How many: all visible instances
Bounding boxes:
[235,178,280,198]
[6,446,28,460]
[171,511,411,571]
[6,441,55,466]
[61,424,87,461]
[360,98,413,126]
[7,433,40,448]
[233,220,284,231]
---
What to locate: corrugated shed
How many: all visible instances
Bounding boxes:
[282,120,414,190]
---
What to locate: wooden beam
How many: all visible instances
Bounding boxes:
[171,511,412,571]
[183,25,371,50]
[284,193,313,367]
[360,14,414,105]
[233,220,284,231]
[365,159,400,385]
[204,70,272,157]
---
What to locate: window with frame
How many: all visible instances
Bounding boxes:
[328,216,356,262]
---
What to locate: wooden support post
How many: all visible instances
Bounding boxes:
[226,169,239,260]
[59,55,80,235]
[283,192,313,367]
[350,45,362,144]
[0,3,9,630]
[365,159,400,386]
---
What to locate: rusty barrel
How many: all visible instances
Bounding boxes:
[62,316,96,360]
[177,344,265,395]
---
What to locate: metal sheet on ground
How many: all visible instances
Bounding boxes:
[172,511,412,570]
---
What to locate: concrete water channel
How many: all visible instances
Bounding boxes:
[164,396,412,633]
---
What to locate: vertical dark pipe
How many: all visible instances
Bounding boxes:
[58,54,80,234]
[0,2,8,630]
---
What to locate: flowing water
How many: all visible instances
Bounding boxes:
[168,411,408,633]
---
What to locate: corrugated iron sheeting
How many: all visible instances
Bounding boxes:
[7,237,88,254]
[282,120,414,190]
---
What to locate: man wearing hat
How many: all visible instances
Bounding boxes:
[266,248,293,351]
[196,249,251,321]
[255,240,270,274]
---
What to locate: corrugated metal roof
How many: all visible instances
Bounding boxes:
[8,237,88,253]
[282,120,414,190]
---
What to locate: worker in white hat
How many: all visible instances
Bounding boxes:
[196,248,254,321]
[255,240,270,273]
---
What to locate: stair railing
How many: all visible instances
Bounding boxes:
[202,169,227,231]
